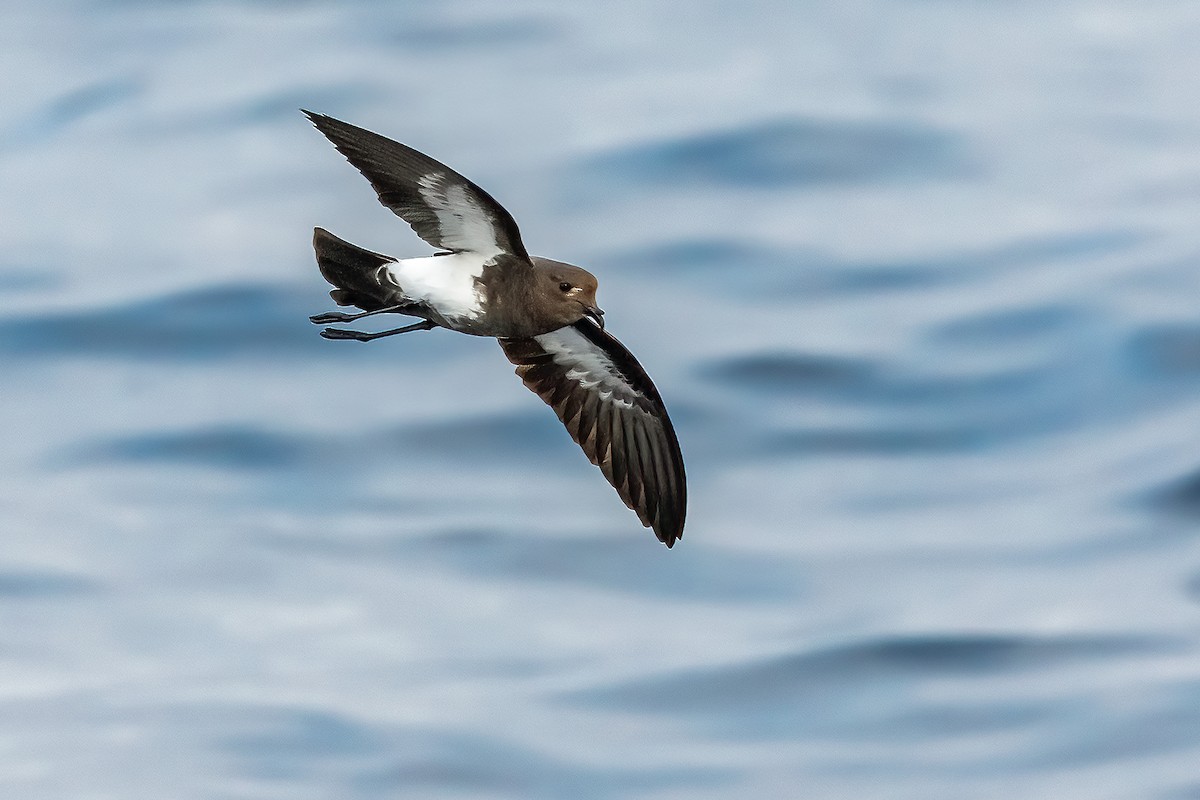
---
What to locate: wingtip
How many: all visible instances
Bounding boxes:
[301,109,333,130]
[655,521,682,548]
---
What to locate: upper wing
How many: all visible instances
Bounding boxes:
[499,321,687,547]
[304,111,530,262]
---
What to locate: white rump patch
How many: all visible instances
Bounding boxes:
[385,252,487,322]
[535,326,637,409]
[418,172,504,259]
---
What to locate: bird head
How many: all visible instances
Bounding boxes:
[533,260,604,332]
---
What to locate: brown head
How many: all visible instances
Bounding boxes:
[530,257,604,332]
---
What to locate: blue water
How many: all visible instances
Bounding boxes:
[5,2,1200,798]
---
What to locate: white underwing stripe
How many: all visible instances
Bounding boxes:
[536,327,638,409]
[417,172,504,259]
[498,322,687,545]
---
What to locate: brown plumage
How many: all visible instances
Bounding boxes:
[499,322,686,546]
[304,110,687,546]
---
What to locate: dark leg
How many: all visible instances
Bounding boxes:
[320,319,437,341]
[309,304,413,325]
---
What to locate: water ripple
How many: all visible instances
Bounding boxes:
[256,525,800,603]
[1,284,349,362]
[63,410,568,473]
[585,118,972,189]
[355,729,726,798]
[0,569,101,599]
[73,426,310,471]
[1126,324,1200,380]
[2,77,141,150]
[703,348,1071,453]
[212,704,728,797]
[385,15,559,49]
[703,351,877,395]
[563,633,1171,739]
[404,529,799,602]
[1146,466,1200,517]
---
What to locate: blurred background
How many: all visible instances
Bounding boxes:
[4,1,1200,798]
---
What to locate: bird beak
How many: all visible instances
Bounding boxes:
[584,305,605,330]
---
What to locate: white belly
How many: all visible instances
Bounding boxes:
[385,253,486,323]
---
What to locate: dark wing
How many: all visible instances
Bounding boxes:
[500,321,686,547]
[303,110,530,262]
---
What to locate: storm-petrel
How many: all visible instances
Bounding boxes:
[303,111,686,547]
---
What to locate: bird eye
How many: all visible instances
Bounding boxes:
[559,282,572,292]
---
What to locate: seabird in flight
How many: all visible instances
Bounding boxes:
[303,111,686,547]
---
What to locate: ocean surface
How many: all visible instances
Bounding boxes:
[4,2,1200,798]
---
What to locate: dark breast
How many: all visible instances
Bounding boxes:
[478,257,564,338]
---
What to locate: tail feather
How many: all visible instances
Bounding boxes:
[312,227,399,311]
